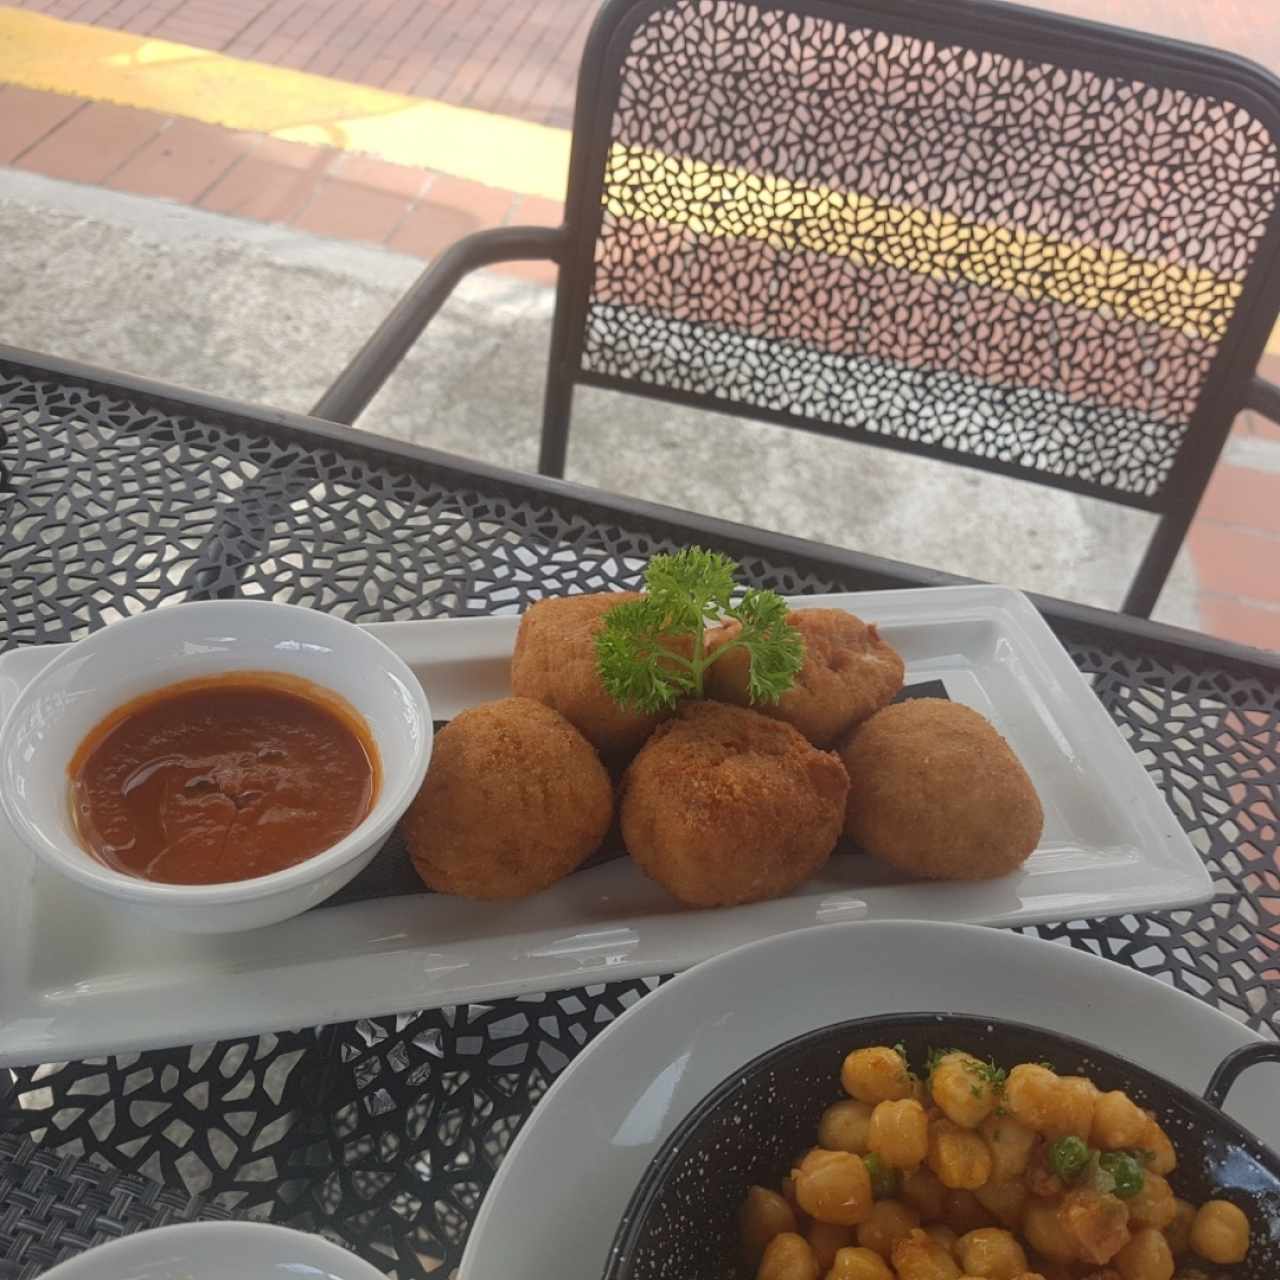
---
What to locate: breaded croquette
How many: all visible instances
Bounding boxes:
[620,701,849,907]
[840,698,1042,880]
[511,592,674,761]
[706,608,904,747]
[404,697,612,899]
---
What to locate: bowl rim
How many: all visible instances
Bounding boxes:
[604,1010,1280,1280]
[39,1219,387,1280]
[0,599,433,905]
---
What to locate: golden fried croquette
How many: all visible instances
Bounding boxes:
[620,701,849,907]
[511,592,672,760]
[840,699,1043,881]
[705,608,903,747]
[404,697,612,900]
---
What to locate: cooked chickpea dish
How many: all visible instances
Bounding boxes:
[738,1044,1253,1280]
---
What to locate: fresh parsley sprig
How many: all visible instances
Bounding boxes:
[594,548,804,713]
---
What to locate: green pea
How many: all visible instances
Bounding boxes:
[1048,1135,1091,1181]
[1099,1151,1145,1198]
[863,1153,899,1199]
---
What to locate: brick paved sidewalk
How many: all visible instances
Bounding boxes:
[7,0,600,127]
[7,0,1277,132]
[0,84,562,285]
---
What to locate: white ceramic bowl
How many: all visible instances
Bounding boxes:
[40,1221,387,1280]
[0,600,432,933]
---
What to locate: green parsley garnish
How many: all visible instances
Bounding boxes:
[924,1047,954,1079]
[922,1047,1006,1095]
[594,548,804,713]
[965,1057,1008,1092]
[863,1153,900,1199]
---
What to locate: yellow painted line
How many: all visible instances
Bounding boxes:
[0,7,571,201]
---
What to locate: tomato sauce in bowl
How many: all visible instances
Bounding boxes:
[68,672,380,885]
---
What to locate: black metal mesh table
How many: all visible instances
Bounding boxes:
[2,348,1278,1278]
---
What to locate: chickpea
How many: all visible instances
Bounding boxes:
[1058,1188,1131,1267]
[1045,1076,1097,1141]
[807,1221,853,1270]
[956,1227,1029,1279]
[842,1047,916,1104]
[794,1149,873,1227]
[1163,1198,1194,1256]
[820,1100,875,1154]
[1022,1200,1077,1263]
[827,1245,894,1280]
[758,1231,818,1280]
[1024,1150,1064,1201]
[1189,1199,1249,1264]
[1090,1092,1149,1151]
[1138,1116,1177,1176]
[856,1199,919,1259]
[1004,1064,1062,1132]
[1113,1227,1174,1280]
[902,1166,947,1220]
[868,1098,929,1170]
[931,1053,999,1129]
[974,1177,1029,1230]
[1128,1173,1176,1231]
[924,1223,959,1255]
[892,1227,963,1280]
[942,1189,993,1236]
[980,1114,1036,1182]
[741,1185,799,1261]
[929,1118,993,1190]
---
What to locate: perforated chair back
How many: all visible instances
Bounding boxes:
[541,0,1280,613]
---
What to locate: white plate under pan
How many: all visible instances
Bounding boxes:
[459,920,1276,1280]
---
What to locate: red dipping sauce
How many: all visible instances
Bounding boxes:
[69,672,380,885]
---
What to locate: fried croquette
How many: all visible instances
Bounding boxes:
[704,608,904,747]
[511,592,673,760]
[840,698,1043,881]
[404,697,612,900]
[620,701,849,907]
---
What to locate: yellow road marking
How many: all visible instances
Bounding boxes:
[0,7,571,201]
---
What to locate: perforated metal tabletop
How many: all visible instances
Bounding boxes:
[1,348,1277,1278]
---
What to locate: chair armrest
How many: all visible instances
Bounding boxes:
[312,224,567,425]
[1245,373,1280,426]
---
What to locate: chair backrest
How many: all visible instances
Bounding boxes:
[550,0,1280,525]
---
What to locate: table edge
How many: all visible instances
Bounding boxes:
[5,343,1278,677]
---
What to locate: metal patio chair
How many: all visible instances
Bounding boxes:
[314,0,1280,616]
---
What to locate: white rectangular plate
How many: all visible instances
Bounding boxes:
[0,586,1210,1065]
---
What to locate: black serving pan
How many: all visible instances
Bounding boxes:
[605,1013,1280,1280]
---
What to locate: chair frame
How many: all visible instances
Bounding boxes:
[314,0,1280,617]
